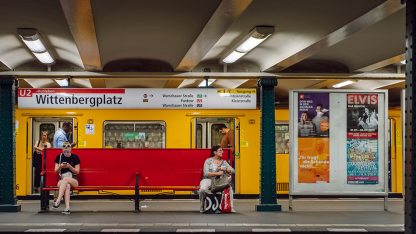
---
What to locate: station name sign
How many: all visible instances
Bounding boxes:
[17,88,257,109]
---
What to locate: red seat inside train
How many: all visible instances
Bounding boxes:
[40,148,233,211]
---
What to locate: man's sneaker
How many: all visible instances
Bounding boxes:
[52,201,60,209]
[62,208,70,215]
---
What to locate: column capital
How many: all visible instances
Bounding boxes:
[257,77,278,87]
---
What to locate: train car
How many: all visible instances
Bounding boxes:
[14,106,403,197]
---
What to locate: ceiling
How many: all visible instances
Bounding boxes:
[0,0,406,106]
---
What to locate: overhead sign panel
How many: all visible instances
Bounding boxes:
[17,88,257,109]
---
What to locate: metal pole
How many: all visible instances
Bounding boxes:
[256,77,281,212]
[0,76,21,212]
[405,0,415,232]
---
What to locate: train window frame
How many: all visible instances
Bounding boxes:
[275,122,289,154]
[103,121,166,149]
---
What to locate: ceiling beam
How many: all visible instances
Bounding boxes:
[18,79,33,88]
[355,54,404,72]
[171,0,252,88]
[89,78,106,88]
[60,0,102,71]
[164,80,185,88]
[176,0,252,72]
[0,71,405,80]
[237,80,258,88]
[306,80,341,89]
[374,80,404,89]
[0,60,11,71]
[265,0,404,72]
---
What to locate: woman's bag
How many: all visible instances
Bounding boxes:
[210,174,230,193]
[221,187,232,213]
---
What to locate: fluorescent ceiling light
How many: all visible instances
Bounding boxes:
[198,79,216,87]
[332,80,356,88]
[222,51,245,64]
[401,60,406,64]
[222,26,274,64]
[236,36,270,53]
[21,39,46,53]
[55,79,68,87]
[33,51,54,64]
[18,28,55,64]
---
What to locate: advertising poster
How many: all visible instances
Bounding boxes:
[298,93,330,138]
[298,138,330,183]
[346,139,379,184]
[347,94,378,139]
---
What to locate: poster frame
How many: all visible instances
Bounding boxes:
[289,89,388,199]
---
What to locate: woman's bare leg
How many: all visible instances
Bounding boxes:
[64,184,71,209]
[56,180,68,203]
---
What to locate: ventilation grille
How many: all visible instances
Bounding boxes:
[276,182,289,192]
[141,190,163,193]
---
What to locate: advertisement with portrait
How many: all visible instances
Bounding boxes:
[298,93,329,138]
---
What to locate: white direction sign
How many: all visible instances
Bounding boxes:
[17,88,257,109]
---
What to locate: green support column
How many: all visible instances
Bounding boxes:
[256,77,281,212]
[0,76,21,212]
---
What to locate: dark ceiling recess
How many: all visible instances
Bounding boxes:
[103,59,173,72]
[282,59,350,73]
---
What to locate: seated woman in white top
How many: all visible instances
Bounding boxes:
[199,145,235,213]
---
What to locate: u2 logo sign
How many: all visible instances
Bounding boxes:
[18,89,32,97]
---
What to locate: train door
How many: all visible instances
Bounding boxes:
[29,117,76,194]
[192,117,240,192]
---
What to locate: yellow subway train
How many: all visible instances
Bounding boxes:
[14,107,403,197]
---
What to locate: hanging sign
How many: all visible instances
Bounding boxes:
[17,88,256,109]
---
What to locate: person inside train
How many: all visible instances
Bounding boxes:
[218,124,234,148]
[52,141,80,215]
[53,122,76,148]
[32,131,51,193]
[199,145,235,213]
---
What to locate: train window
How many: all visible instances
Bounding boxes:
[196,124,202,148]
[275,123,289,154]
[211,124,225,147]
[103,121,166,148]
[39,123,55,144]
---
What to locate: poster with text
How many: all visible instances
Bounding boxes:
[347,94,378,139]
[347,139,379,184]
[298,138,330,183]
[298,93,329,138]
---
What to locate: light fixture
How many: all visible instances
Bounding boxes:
[222,26,274,64]
[33,51,54,64]
[401,60,406,64]
[198,79,216,87]
[222,51,245,64]
[18,28,55,64]
[332,80,356,88]
[55,78,69,87]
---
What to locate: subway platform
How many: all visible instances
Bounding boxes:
[0,198,404,233]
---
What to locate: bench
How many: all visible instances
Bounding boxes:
[40,148,233,212]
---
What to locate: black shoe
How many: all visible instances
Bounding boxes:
[214,209,222,214]
[62,208,70,215]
